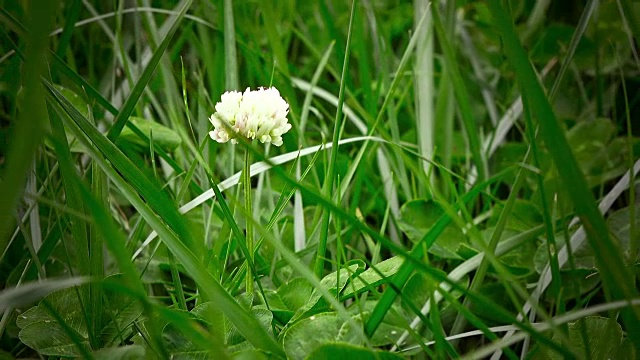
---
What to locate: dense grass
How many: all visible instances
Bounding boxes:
[1,0,639,358]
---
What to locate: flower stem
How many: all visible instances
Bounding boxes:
[243,147,254,294]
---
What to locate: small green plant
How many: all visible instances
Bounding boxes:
[0,0,639,359]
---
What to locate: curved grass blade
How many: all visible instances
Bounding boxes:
[0,278,90,313]
[55,0,82,58]
[106,0,193,141]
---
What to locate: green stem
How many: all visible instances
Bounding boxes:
[244,147,254,295]
[314,0,356,278]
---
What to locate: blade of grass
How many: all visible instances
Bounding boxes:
[0,277,90,313]
[413,0,435,184]
[619,0,640,44]
[449,148,532,339]
[295,42,335,251]
[223,0,238,90]
[89,164,106,347]
[431,3,487,183]
[315,0,357,277]
[398,298,640,355]
[106,0,193,142]
[26,164,42,254]
[45,83,195,250]
[462,297,640,360]
[0,0,58,256]
[547,0,598,101]
[50,51,203,195]
[487,0,640,348]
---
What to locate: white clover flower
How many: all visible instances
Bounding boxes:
[209,87,291,146]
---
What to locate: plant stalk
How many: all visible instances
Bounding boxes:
[244,147,254,294]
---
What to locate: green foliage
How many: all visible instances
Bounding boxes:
[1,0,639,358]
[398,199,466,259]
[540,316,623,360]
[17,281,143,357]
[307,343,404,360]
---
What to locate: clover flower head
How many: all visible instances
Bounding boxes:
[209,87,291,146]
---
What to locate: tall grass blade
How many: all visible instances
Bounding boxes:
[0,0,58,254]
[223,0,238,90]
[413,0,435,183]
[315,0,357,277]
[106,0,193,141]
[432,4,487,182]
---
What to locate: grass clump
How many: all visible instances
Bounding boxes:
[0,0,638,358]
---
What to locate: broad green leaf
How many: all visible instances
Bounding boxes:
[533,234,594,272]
[486,200,542,232]
[232,349,270,360]
[606,205,640,262]
[307,343,404,360]
[530,24,593,67]
[479,228,538,276]
[226,308,273,346]
[566,118,630,186]
[492,142,531,189]
[468,283,519,326]
[348,301,406,348]
[262,290,294,325]
[614,337,638,360]
[276,278,314,312]
[118,117,182,152]
[161,305,229,359]
[42,85,90,155]
[542,316,623,360]
[545,270,600,302]
[341,256,404,300]
[169,299,273,356]
[401,270,468,317]
[281,312,342,360]
[162,314,210,360]
[93,345,146,360]
[398,199,465,259]
[291,261,364,322]
[17,280,142,356]
[533,236,602,301]
[335,312,366,346]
